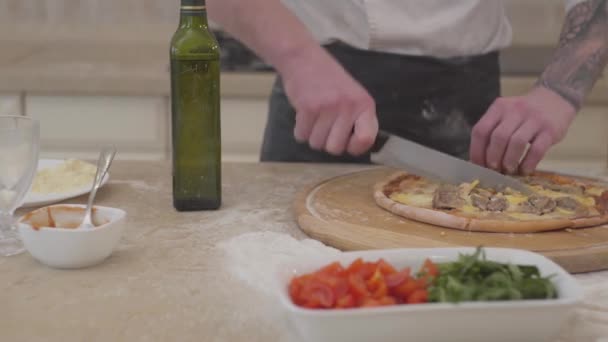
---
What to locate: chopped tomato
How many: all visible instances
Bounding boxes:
[366,269,383,290]
[300,279,335,308]
[421,259,439,277]
[365,269,388,299]
[314,273,348,298]
[348,273,369,300]
[361,296,396,307]
[361,298,388,307]
[345,258,376,280]
[289,277,302,300]
[289,274,314,306]
[376,259,397,275]
[336,294,355,309]
[346,258,364,274]
[360,298,381,307]
[385,268,411,288]
[288,257,433,310]
[378,296,397,306]
[359,262,377,280]
[333,278,350,299]
[318,261,345,276]
[391,278,422,300]
[406,289,428,304]
[371,284,388,299]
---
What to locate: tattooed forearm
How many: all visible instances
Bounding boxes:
[537,0,608,110]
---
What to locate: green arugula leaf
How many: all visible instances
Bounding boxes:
[428,247,558,303]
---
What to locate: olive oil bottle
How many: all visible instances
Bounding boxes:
[170,0,221,211]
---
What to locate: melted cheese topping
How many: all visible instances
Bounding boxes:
[506,212,542,221]
[555,207,574,215]
[389,174,605,221]
[390,193,433,207]
[459,181,478,207]
[531,186,596,207]
[504,195,528,206]
[460,204,480,214]
[586,187,604,197]
[459,180,479,195]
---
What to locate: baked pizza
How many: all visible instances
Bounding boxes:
[374,171,608,233]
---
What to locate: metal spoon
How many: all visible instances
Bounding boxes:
[78,146,117,229]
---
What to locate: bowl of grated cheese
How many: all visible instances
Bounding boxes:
[20,159,109,208]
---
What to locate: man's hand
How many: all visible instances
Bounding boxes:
[207,0,378,156]
[469,86,576,175]
[280,49,378,156]
[470,0,608,175]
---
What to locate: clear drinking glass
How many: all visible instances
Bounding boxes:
[0,116,39,256]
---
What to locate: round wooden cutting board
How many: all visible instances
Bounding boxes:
[294,167,608,274]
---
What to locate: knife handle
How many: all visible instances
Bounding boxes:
[370,130,391,153]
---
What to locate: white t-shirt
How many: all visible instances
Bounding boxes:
[281,0,587,58]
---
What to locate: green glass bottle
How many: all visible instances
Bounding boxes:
[170,0,221,211]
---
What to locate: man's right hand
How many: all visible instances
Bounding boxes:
[208,0,378,156]
[279,49,378,156]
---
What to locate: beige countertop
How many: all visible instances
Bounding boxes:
[2,161,608,341]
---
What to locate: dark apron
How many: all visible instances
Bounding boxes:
[260,42,501,163]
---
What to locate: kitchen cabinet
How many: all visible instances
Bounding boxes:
[11,77,608,164]
[221,97,269,162]
[26,95,169,160]
[0,93,21,116]
[21,92,270,162]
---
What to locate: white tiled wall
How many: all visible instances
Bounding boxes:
[0,93,21,115]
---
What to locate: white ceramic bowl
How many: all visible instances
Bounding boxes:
[18,204,126,269]
[277,247,583,342]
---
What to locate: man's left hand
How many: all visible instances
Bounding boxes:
[469,86,577,175]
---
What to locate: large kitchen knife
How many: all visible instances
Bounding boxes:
[370,130,533,195]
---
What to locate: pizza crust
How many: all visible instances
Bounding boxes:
[466,217,573,233]
[373,170,608,234]
[571,214,608,228]
[374,190,469,230]
[373,172,470,231]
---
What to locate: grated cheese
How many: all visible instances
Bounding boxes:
[31,159,97,194]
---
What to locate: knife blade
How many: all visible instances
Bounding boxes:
[370,130,533,195]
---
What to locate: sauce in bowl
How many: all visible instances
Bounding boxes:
[21,205,108,230]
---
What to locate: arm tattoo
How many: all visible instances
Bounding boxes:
[537,0,608,110]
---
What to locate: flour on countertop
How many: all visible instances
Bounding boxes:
[216,231,340,296]
[555,277,608,342]
[110,179,162,192]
